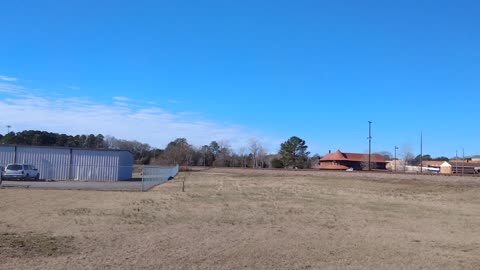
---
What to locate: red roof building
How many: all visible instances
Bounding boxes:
[319,150,387,170]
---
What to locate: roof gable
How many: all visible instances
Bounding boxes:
[320,150,386,163]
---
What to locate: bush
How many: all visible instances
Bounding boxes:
[271,158,284,168]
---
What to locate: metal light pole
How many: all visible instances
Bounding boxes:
[368,121,372,171]
[394,146,398,172]
[6,125,11,134]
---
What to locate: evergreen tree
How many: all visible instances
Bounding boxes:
[278,136,310,169]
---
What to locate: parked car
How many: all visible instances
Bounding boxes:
[2,164,40,181]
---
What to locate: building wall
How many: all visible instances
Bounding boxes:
[440,165,452,174]
[117,150,134,181]
[319,160,387,170]
[16,147,71,180]
[0,146,15,165]
[0,145,133,181]
[71,149,120,181]
[71,149,133,181]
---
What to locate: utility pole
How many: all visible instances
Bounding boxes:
[462,148,465,176]
[455,150,458,175]
[394,146,398,172]
[368,121,372,171]
[420,132,423,174]
[6,125,11,134]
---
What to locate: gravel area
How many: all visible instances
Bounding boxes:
[0,180,142,191]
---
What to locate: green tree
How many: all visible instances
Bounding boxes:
[1,132,17,144]
[164,138,192,166]
[415,154,433,162]
[85,134,97,148]
[95,134,105,149]
[209,141,220,157]
[55,134,69,147]
[278,136,310,169]
[271,158,284,168]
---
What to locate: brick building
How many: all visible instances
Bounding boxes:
[319,150,387,170]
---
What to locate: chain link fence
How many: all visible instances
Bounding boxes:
[141,165,179,191]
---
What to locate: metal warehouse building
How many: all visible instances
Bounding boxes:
[0,145,133,181]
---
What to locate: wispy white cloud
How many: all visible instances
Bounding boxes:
[114,102,129,107]
[113,96,130,101]
[0,75,17,82]
[0,82,23,93]
[168,99,178,104]
[0,83,278,151]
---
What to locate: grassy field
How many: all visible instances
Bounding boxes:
[1,168,479,269]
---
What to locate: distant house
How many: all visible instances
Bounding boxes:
[319,150,387,170]
[449,159,480,174]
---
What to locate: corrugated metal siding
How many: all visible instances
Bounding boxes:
[16,147,71,180]
[118,151,134,180]
[69,149,133,181]
[0,145,133,181]
[0,146,16,166]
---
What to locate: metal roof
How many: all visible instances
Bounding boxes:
[320,150,387,163]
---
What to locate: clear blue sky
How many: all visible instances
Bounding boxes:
[1,0,479,158]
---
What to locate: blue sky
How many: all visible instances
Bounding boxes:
[1,0,479,158]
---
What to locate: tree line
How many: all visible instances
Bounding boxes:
[2,130,459,168]
[0,130,314,168]
[1,131,106,149]
[155,136,313,169]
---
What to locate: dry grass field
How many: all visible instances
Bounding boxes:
[1,168,479,269]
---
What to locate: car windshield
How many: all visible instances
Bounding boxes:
[6,164,23,170]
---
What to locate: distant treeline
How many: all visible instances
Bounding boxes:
[0,130,315,168]
[0,130,151,164]
[0,130,106,149]
[1,130,467,168]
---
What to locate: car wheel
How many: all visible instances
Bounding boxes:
[35,174,40,181]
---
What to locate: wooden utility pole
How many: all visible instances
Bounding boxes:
[420,132,423,174]
[368,121,372,171]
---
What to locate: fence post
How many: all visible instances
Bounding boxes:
[141,165,144,192]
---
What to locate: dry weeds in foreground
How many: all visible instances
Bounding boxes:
[1,168,479,269]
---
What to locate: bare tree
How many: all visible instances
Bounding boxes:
[257,146,267,168]
[164,138,193,167]
[248,138,261,168]
[214,140,232,167]
[375,151,392,161]
[104,135,152,164]
[401,144,414,172]
[238,146,248,168]
[309,154,322,169]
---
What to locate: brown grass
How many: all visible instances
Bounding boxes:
[1,168,479,269]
